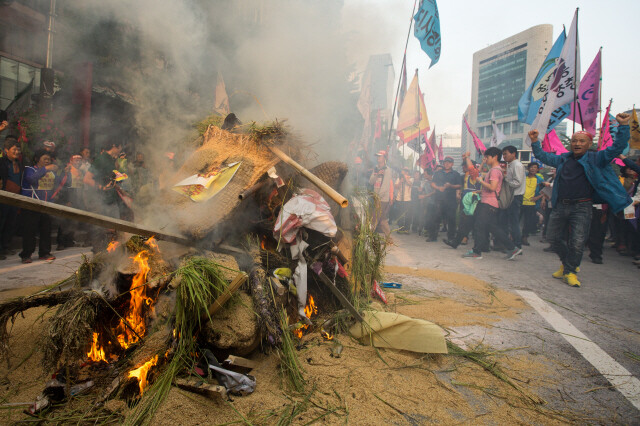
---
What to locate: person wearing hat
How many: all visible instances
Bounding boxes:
[369,150,393,237]
[426,156,461,242]
[529,112,633,287]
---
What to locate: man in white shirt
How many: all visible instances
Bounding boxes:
[502,145,526,252]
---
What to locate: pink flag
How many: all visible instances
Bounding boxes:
[543,130,569,154]
[438,137,444,162]
[597,101,625,166]
[463,116,486,154]
[598,100,613,151]
[570,50,601,135]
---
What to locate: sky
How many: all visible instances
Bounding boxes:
[343,0,639,136]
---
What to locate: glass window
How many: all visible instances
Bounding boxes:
[0,57,18,80]
[520,151,531,162]
[0,56,39,111]
[477,51,527,122]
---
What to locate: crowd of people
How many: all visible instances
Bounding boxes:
[0,121,153,263]
[368,112,640,287]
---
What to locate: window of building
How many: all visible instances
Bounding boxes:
[519,151,531,162]
[0,57,40,110]
[477,50,527,123]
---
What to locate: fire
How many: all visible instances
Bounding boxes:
[145,236,160,252]
[107,241,120,253]
[128,355,158,394]
[115,250,155,350]
[293,295,318,339]
[87,332,107,362]
[321,330,334,340]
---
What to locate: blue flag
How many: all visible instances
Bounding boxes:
[518,30,570,132]
[413,0,441,68]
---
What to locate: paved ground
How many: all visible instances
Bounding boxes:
[0,246,92,291]
[386,231,640,422]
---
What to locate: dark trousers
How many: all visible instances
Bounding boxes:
[473,203,515,255]
[451,213,475,247]
[506,195,523,247]
[587,207,607,261]
[20,209,52,259]
[428,199,457,240]
[0,204,18,250]
[546,201,592,274]
[542,206,552,238]
[521,204,538,238]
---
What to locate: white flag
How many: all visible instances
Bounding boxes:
[490,111,506,147]
[213,72,230,115]
[530,9,580,139]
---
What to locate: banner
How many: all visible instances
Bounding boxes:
[463,116,486,155]
[397,73,430,143]
[213,72,230,115]
[631,109,640,150]
[357,71,373,147]
[518,31,567,125]
[490,111,505,147]
[570,50,601,135]
[597,101,612,151]
[398,54,407,118]
[413,0,441,68]
[530,10,580,137]
[542,129,568,154]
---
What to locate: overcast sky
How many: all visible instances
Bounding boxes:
[343,0,638,135]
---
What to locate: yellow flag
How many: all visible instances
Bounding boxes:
[397,73,430,143]
[630,109,640,149]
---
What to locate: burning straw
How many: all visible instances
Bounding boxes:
[125,256,232,425]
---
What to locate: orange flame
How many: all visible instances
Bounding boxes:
[87,332,107,362]
[321,330,334,340]
[128,355,158,394]
[107,241,119,253]
[145,236,160,252]
[293,295,317,339]
[115,250,154,349]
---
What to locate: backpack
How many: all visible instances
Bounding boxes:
[497,180,514,209]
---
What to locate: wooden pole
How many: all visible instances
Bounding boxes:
[268,146,349,208]
[0,191,191,246]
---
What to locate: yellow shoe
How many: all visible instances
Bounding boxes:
[552,265,564,279]
[563,273,581,287]
[552,265,580,279]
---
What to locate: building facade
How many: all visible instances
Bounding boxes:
[0,0,50,110]
[466,25,553,162]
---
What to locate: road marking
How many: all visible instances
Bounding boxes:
[517,290,640,411]
[0,252,87,274]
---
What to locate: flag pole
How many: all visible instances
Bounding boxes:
[572,8,579,134]
[387,0,419,147]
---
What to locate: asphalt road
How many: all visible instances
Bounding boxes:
[386,231,640,422]
[0,246,92,291]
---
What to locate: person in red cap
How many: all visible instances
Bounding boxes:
[369,150,393,237]
[529,113,633,287]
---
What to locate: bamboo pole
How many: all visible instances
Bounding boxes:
[268,146,349,208]
[0,191,191,246]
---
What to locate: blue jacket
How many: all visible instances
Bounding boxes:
[21,166,59,201]
[531,125,632,213]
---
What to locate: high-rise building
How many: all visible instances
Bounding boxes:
[465,25,553,162]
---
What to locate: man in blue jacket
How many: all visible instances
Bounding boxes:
[529,112,632,287]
